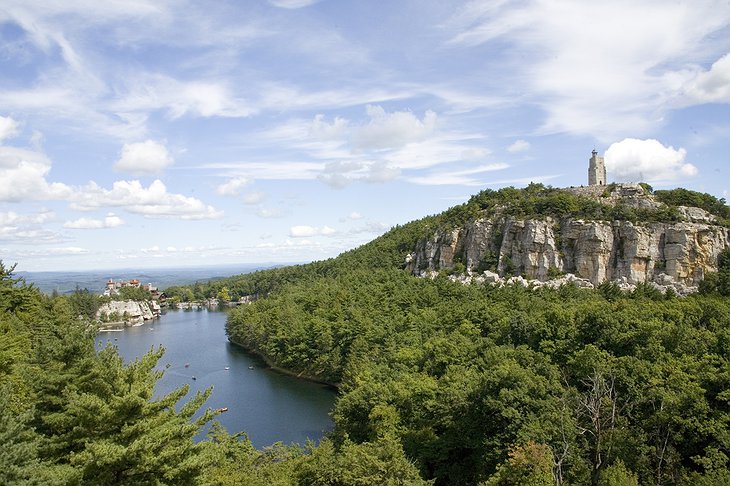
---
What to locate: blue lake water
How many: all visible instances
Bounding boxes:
[99,308,337,448]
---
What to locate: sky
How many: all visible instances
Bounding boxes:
[1,0,730,272]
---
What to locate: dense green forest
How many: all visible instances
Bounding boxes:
[0,261,429,485]
[3,184,730,485]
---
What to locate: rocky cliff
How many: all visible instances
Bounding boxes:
[97,300,161,326]
[406,185,729,292]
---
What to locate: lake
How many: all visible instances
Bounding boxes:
[99,308,337,448]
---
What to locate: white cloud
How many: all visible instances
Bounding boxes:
[0,144,220,220]
[349,221,390,234]
[257,207,283,218]
[678,53,730,104]
[310,114,349,140]
[0,115,20,142]
[216,176,251,196]
[354,105,437,150]
[318,160,401,188]
[114,140,174,175]
[113,75,254,120]
[289,225,337,237]
[447,1,730,139]
[507,139,530,153]
[0,209,61,243]
[242,191,266,205]
[63,213,124,229]
[71,179,223,219]
[14,247,89,257]
[268,0,321,8]
[0,146,73,201]
[348,211,363,220]
[461,148,490,160]
[408,163,510,186]
[203,161,324,181]
[605,138,698,182]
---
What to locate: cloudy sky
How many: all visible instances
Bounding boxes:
[1,0,729,272]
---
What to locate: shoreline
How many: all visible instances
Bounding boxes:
[228,337,340,391]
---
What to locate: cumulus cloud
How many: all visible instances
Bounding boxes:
[114,140,174,175]
[0,146,73,201]
[354,105,437,150]
[71,179,223,219]
[63,213,124,229]
[289,225,337,237]
[0,115,20,142]
[507,139,530,153]
[310,114,349,140]
[605,138,698,182]
[348,211,363,220]
[216,176,251,196]
[678,53,730,104]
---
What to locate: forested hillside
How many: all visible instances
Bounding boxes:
[222,185,730,485]
[4,184,730,485]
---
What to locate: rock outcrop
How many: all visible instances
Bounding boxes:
[406,188,729,293]
[97,300,161,326]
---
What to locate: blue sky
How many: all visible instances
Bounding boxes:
[1,0,729,272]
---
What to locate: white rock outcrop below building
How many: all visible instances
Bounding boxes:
[97,300,160,326]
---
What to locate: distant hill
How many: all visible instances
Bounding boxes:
[17,263,283,295]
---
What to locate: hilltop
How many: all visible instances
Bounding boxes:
[167,183,730,301]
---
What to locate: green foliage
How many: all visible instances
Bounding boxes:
[199,423,303,486]
[117,285,153,302]
[226,264,730,485]
[483,442,554,486]
[638,182,653,194]
[655,187,730,223]
[298,436,432,486]
[598,460,639,486]
[699,248,730,296]
[0,260,217,485]
[68,286,102,319]
[217,286,231,302]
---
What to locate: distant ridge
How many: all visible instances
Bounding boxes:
[18,263,285,294]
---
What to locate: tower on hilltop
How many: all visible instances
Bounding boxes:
[588,149,606,186]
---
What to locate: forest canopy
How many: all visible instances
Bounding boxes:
[3,185,730,485]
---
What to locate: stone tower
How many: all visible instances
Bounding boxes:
[588,149,606,186]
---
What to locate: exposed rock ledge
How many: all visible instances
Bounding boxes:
[437,270,697,296]
[97,300,161,327]
[406,188,729,294]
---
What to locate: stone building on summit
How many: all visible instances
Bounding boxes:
[588,149,606,186]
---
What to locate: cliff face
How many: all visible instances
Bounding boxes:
[407,214,729,288]
[97,300,161,326]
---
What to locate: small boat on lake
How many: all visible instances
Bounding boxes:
[217,407,228,413]
[248,365,254,370]
[224,366,230,370]
[185,363,190,368]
